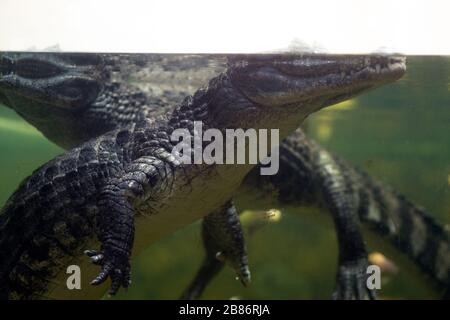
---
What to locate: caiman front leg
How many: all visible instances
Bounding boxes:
[180,202,250,300]
[85,153,177,295]
[316,150,375,300]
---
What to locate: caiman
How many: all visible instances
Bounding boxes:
[0,53,447,299]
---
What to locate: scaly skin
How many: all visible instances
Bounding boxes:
[0,53,412,299]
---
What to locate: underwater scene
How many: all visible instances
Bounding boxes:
[0,53,448,300]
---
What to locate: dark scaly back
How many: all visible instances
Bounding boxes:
[84,54,224,144]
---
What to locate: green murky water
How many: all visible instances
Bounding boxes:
[0,56,448,299]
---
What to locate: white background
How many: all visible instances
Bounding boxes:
[0,0,448,54]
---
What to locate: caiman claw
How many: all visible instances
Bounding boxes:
[85,247,131,295]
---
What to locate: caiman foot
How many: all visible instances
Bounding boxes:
[332,258,376,300]
[180,202,251,300]
[85,247,131,295]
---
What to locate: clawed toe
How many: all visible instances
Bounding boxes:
[85,247,131,295]
[84,250,104,265]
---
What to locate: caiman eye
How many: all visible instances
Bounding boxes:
[55,78,101,105]
[16,58,63,79]
[59,86,82,100]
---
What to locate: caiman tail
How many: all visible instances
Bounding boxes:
[353,164,450,296]
[274,128,450,296]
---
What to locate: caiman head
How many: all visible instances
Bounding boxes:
[204,54,406,138]
[0,52,107,147]
[0,52,106,113]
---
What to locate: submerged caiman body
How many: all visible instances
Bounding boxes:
[0,53,447,299]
